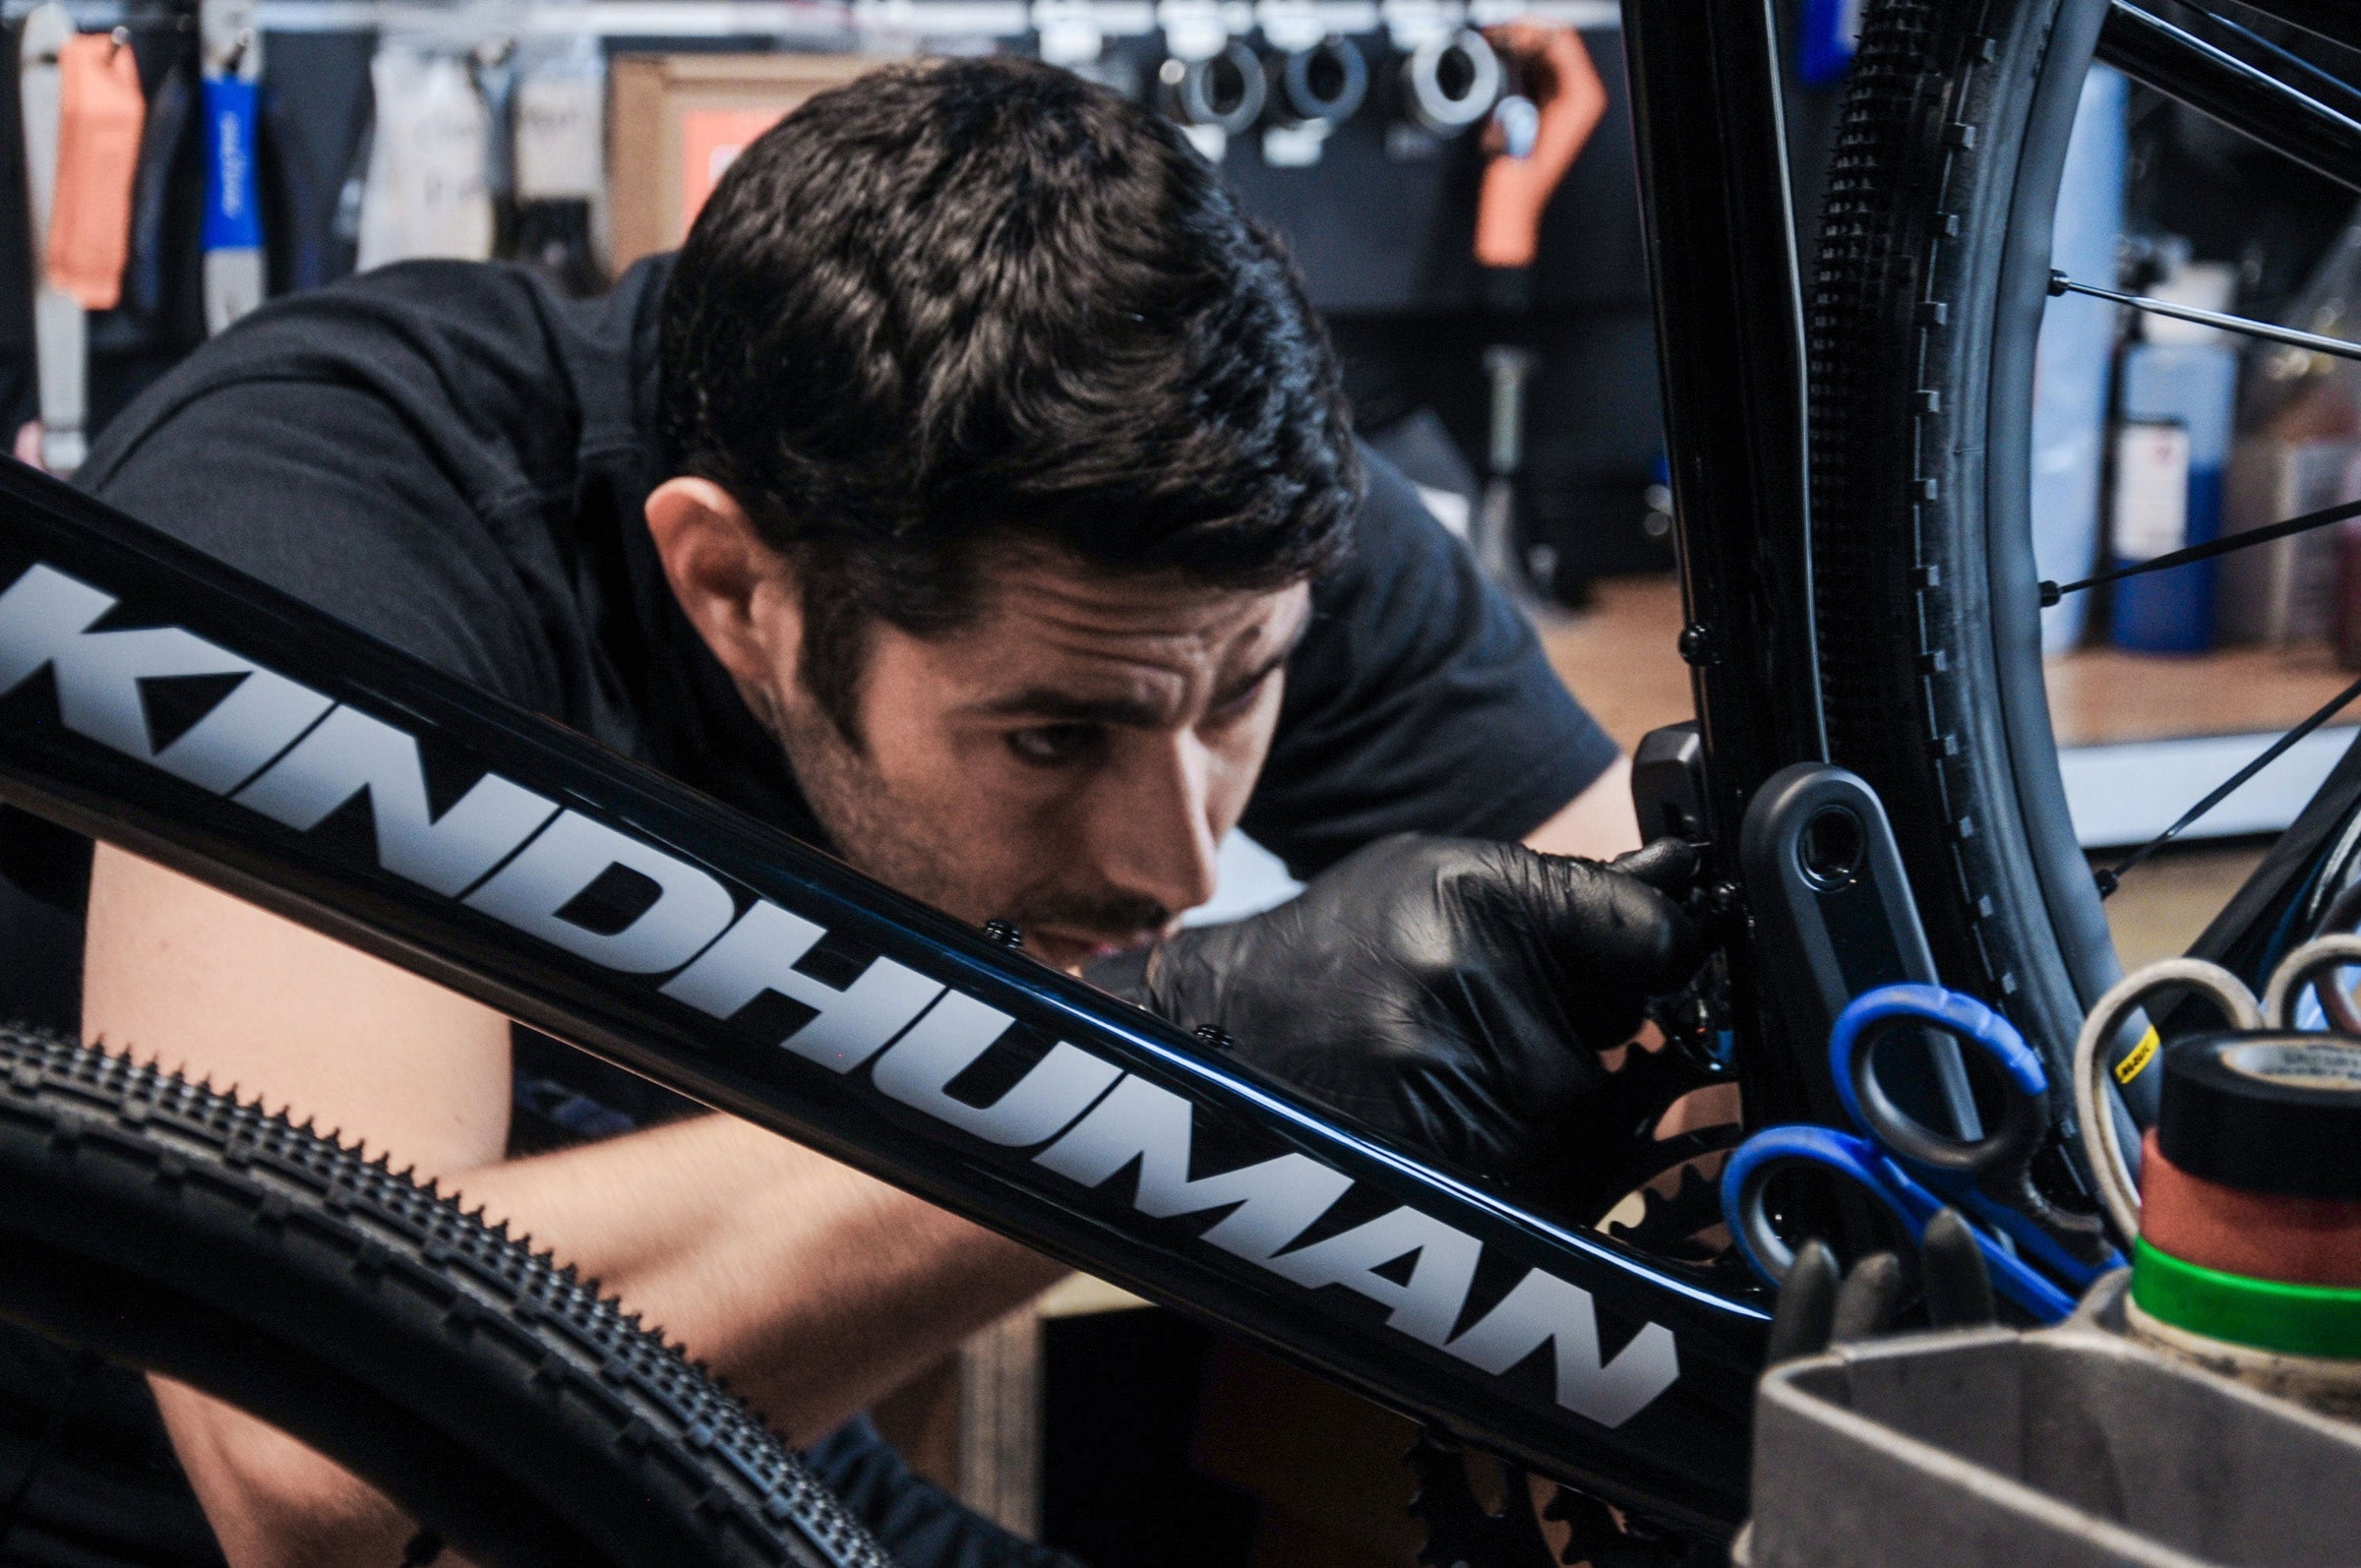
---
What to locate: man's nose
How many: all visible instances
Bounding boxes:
[1089,732,1223,919]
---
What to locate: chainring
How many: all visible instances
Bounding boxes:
[1404,978,1750,1567]
[1407,1429,1555,1568]
[1539,1005,1748,1280]
[1406,1429,1696,1568]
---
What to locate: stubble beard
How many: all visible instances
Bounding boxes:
[742,677,978,920]
[744,677,1177,952]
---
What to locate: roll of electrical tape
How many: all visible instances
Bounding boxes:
[2132,1031,2361,1388]
[2158,1031,2361,1200]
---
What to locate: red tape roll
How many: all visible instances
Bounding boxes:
[2140,1130,2361,1287]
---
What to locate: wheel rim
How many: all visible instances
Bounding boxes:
[1983,0,2129,1049]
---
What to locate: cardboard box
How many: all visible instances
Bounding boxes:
[608,51,899,270]
[2218,434,2361,645]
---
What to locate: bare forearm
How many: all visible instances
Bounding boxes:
[1523,755,1640,859]
[92,850,1061,1557]
[156,1116,1057,1566]
[149,1381,483,1568]
[456,1112,1065,1440]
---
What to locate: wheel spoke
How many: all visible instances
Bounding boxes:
[2099,0,2361,190]
[2049,270,2361,360]
[2064,10,2361,896]
[2218,0,2361,60]
[2174,4,2361,123]
[2095,674,2361,897]
[2039,493,2361,605]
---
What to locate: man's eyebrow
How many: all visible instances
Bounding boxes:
[1211,617,1312,707]
[978,618,1313,726]
[977,691,1169,726]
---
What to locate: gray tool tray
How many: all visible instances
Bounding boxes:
[1735,1274,2361,1566]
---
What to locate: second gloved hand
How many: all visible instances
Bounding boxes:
[1090,833,1702,1182]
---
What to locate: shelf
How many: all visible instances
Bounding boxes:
[2045,640,2356,748]
[60,0,1623,39]
[1533,573,2361,850]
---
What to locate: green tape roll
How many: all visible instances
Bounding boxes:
[2133,1239,2361,1359]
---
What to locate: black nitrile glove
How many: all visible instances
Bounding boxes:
[1088,833,1703,1181]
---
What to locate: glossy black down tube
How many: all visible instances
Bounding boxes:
[0,463,1766,1531]
[1624,0,1830,1128]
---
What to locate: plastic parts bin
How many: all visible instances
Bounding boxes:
[1736,1273,2361,1566]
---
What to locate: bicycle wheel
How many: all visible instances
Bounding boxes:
[1808,0,2159,1096]
[0,1025,889,1568]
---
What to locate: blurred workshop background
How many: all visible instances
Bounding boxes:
[4,0,2361,1559]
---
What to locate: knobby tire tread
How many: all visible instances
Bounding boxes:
[1807,0,2108,1091]
[0,1025,893,1568]
[1812,0,2012,993]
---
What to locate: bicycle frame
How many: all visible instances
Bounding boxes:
[1625,0,1833,1133]
[0,459,1765,1531]
[0,0,1821,1540]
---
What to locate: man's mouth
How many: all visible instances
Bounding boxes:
[1023,926,1161,972]
[990,890,1177,973]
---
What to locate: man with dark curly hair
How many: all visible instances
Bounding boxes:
[55,56,1694,1567]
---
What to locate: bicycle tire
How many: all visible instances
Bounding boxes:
[1806,0,2125,1102]
[0,1024,892,1568]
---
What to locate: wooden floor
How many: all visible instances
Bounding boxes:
[1536,573,2356,751]
[2044,640,2356,746]
[2101,840,2268,971]
[1534,576,1693,752]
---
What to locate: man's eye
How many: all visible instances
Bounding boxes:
[1005,723,1104,765]
[1206,671,1276,724]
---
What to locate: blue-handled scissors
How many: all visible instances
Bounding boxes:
[1720,983,2124,1322]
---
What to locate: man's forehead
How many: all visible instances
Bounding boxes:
[918,553,1311,727]
[969,553,1310,661]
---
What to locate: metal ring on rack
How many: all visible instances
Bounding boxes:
[1159,40,1266,135]
[1268,33,1366,128]
[2072,958,2262,1244]
[1400,28,1500,135]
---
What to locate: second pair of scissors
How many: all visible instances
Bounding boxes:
[1722,984,2123,1322]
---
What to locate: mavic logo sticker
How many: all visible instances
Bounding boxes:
[0,561,1681,1428]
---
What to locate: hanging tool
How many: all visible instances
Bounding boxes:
[1473,343,1537,593]
[1468,24,1607,601]
[46,30,147,317]
[1722,983,2124,1321]
[19,2,81,475]
[511,36,605,291]
[470,37,517,256]
[356,45,495,270]
[200,0,264,335]
[1795,0,1861,88]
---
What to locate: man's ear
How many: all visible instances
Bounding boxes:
[643,477,801,692]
